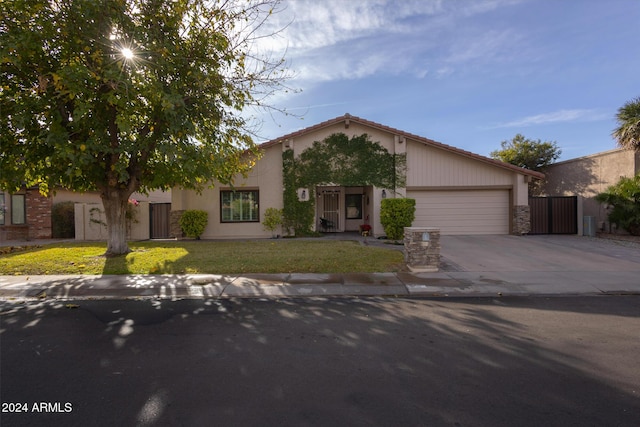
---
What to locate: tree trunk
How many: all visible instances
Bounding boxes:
[101,189,132,256]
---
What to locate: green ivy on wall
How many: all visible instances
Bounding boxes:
[282,133,407,235]
[282,148,316,235]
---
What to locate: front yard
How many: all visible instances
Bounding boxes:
[0,240,404,275]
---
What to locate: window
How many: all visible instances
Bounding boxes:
[0,193,4,225]
[345,194,363,219]
[11,194,26,225]
[221,190,259,222]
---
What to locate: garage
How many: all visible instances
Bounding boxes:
[408,189,510,235]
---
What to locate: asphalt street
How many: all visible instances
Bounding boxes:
[1,296,639,427]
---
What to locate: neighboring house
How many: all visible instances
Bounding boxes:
[541,148,640,233]
[171,114,542,238]
[62,189,171,241]
[0,187,171,242]
[0,187,52,241]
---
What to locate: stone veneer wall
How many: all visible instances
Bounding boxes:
[512,205,530,235]
[170,210,185,239]
[403,227,440,272]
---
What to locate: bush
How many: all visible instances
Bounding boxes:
[179,210,208,239]
[595,174,640,235]
[262,208,283,237]
[52,201,75,238]
[380,198,416,240]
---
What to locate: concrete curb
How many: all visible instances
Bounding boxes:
[1,272,639,302]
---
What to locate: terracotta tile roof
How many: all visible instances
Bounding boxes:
[260,113,545,179]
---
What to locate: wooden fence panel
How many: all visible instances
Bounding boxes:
[529,196,577,235]
[150,203,171,239]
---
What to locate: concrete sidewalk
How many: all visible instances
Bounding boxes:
[1,269,639,301]
[1,234,639,301]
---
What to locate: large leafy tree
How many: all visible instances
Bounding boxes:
[490,134,561,171]
[490,134,561,195]
[613,97,640,151]
[0,0,287,255]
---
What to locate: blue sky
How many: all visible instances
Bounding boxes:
[248,0,640,161]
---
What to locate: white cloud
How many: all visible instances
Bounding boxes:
[253,0,526,85]
[487,109,609,129]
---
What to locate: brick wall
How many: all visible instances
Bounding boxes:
[0,188,53,241]
[170,210,185,239]
[26,188,53,239]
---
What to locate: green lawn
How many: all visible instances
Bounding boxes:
[0,240,404,275]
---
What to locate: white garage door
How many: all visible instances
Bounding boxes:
[407,190,510,235]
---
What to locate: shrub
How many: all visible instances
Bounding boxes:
[52,201,75,238]
[595,174,640,235]
[179,210,208,239]
[262,208,283,237]
[380,198,416,240]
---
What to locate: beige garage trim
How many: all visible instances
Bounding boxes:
[407,189,510,235]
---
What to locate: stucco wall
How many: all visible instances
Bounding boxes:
[74,201,150,241]
[285,121,396,156]
[53,188,171,204]
[542,148,640,231]
[172,144,284,239]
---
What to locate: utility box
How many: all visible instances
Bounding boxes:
[404,227,440,272]
[583,216,596,237]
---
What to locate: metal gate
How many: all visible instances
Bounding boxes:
[319,191,340,232]
[529,196,577,234]
[149,203,171,239]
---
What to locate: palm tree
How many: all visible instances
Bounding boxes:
[613,97,640,151]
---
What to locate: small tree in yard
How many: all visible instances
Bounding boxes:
[380,198,416,241]
[0,0,289,255]
[179,210,208,239]
[595,174,640,236]
[262,207,283,238]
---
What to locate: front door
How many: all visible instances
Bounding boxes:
[149,203,171,239]
[319,189,340,232]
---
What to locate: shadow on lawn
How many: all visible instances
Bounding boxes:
[101,243,191,275]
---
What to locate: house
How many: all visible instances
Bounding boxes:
[541,148,640,233]
[0,187,52,241]
[170,114,542,238]
[0,187,171,242]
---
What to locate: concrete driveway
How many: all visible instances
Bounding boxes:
[440,235,640,272]
[400,234,640,296]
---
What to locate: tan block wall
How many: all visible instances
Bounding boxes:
[74,202,150,241]
[542,149,640,230]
